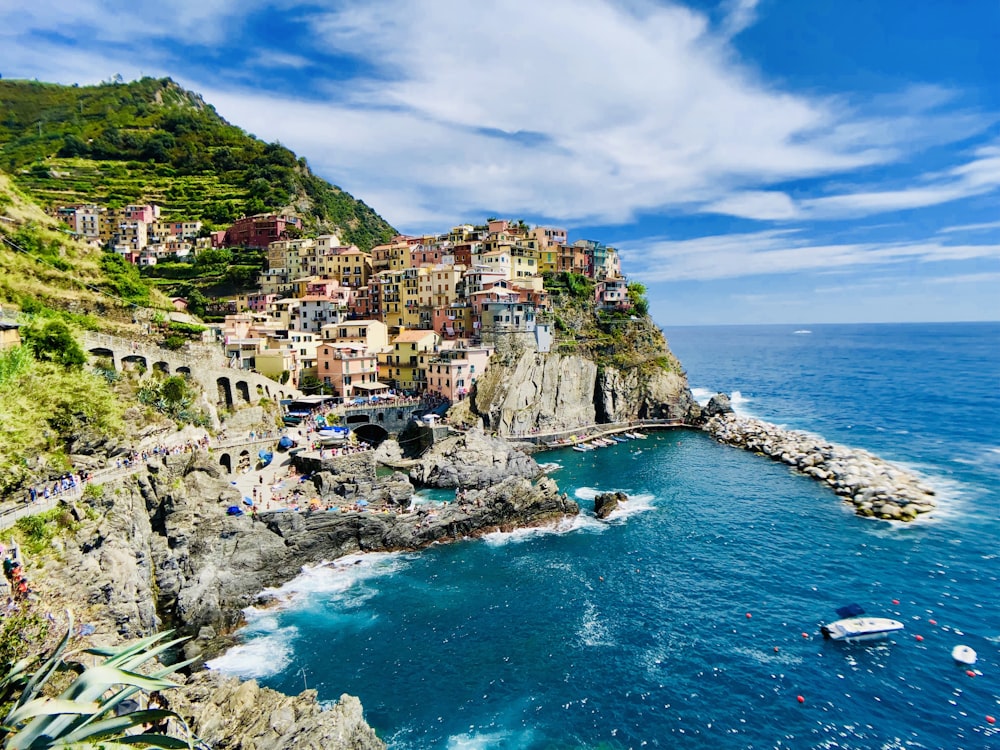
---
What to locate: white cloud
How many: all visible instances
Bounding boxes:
[719,0,760,38]
[0,0,996,233]
[618,229,1000,282]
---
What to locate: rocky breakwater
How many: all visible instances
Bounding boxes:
[704,412,937,521]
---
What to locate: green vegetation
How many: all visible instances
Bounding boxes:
[542,271,680,375]
[0,344,123,493]
[12,507,79,557]
[19,318,86,366]
[0,77,396,248]
[0,613,195,749]
[137,374,210,428]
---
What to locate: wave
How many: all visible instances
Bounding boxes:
[444,729,538,750]
[691,387,753,416]
[574,486,657,522]
[206,624,298,679]
[482,513,601,545]
[577,601,614,647]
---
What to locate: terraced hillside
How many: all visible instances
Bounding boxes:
[0,77,396,249]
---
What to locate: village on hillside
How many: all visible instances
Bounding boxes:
[46,204,639,404]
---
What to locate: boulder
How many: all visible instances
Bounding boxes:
[703,393,734,418]
[594,491,628,519]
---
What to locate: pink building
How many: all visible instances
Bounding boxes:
[423,346,491,402]
[317,343,381,399]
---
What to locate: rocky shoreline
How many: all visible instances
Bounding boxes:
[704,411,937,521]
[25,428,578,750]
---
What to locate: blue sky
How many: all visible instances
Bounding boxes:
[3,0,999,325]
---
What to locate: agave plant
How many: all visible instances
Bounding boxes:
[0,611,200,749]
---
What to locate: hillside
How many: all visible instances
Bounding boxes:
[0,171,168,322]
[0,77,396,249]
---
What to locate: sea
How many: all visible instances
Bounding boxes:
[209,322,1000,749]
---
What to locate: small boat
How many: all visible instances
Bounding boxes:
[793,329,812,335]
[951,645,977,665]
[821,604,904,642]
[627,432,647,439]
[611,436,629,443]
[317,426,350,446]
[572,445,589,452]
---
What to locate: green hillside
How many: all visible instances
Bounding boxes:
[0,77,396,249]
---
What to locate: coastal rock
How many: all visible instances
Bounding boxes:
[166,672,385,750]
[409,427,540,488]
[703,393,734,418]
[703,413,937,521]
[597,367,695,423]
[469,352,599,435]
[594,491,628,519]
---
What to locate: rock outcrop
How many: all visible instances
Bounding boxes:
[408,427,540,488]
[166,673,384,750]
[703,393,734,419]
[705,413,937,521]
[458,345,697,436]
[594,491,628,519]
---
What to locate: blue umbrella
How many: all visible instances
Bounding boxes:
[243,496,254,506]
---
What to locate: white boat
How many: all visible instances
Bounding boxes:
[951,645,977,665]
[821,604,904,642]
[572,445,589,452]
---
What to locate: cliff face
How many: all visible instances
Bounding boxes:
[462,320,697,435]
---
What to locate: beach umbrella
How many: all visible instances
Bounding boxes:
[357,498,369,506]
[243,496,254,506]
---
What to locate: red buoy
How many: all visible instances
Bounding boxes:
[746,613,752,619]
[929,619,937,625]
[774,646,779,653]
[966,670,975,678]
[797,695,805,704]
[892,599,900,605]
[915,635,924,642]
[801,632,809,639]
[987,715,996,724]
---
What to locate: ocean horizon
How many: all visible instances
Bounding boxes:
[212,321,1000,748]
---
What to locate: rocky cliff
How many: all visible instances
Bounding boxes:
[456,318,697,435]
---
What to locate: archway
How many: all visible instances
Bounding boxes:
[153,360,170,375]
[238,449,251,472]
[219,453,232,474]
[176,366,191,377]
[235,381,251,403]
[353,423,390,446]
[217,377,233,407]
[346,413,371,426]
[121,354,148,374]
[88,347,115,367]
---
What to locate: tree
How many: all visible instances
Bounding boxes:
[21,319,86,367]
[627,282,649,316]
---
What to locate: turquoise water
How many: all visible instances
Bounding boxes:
[211,323,1000,748]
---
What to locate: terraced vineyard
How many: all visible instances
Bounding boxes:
[17,158,246,223]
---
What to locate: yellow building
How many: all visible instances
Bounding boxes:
[319,319,389,352]
[379,329,440,393]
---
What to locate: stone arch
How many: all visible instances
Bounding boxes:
[217,377,233,408]
[219,453,232,474]
[176,365,191,377]
[238,449,251,471]
[345,413,371,426]
[353,423,389,446]
[153,360,170,375]
[256,384,265,398]
[121,354,148,373]
[88,347,116,367]
[235,380,251,403]
[376,411,385,423]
